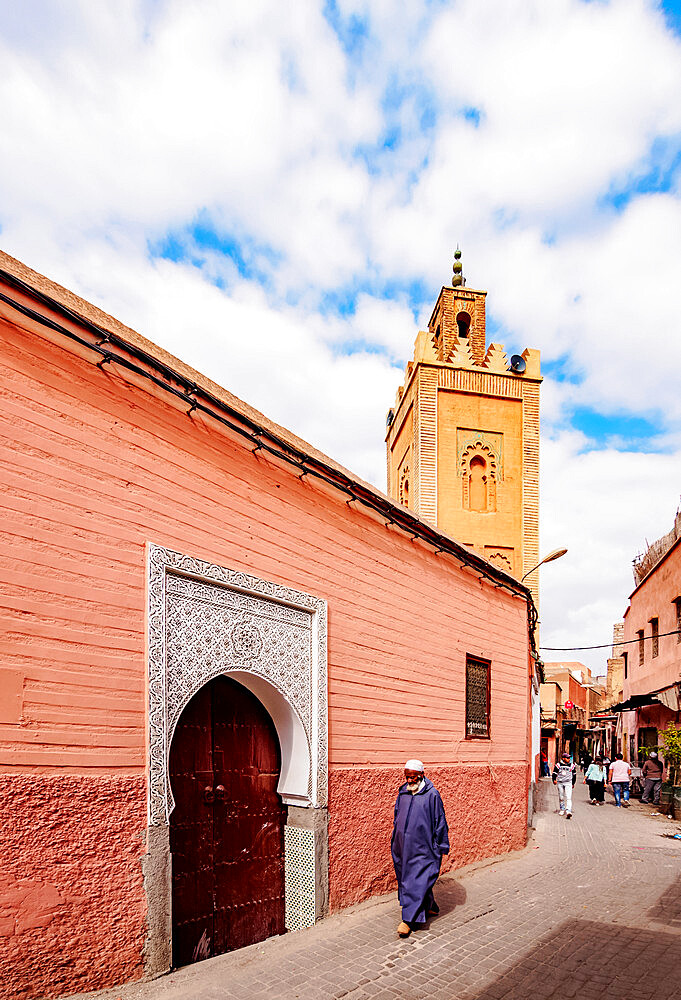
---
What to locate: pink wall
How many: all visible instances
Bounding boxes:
[0,285,531,997]
[623,538,681,700]
[624,703,678,761]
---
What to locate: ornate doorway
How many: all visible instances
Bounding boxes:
[145,545,329,979]
[169,675,287,967]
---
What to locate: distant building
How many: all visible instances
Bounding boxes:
[540,679,564,768]
[618,504,681,763]
[588,623,626,760]
[541,662,605,766]
[605,621,625,709]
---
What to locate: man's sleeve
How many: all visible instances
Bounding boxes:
[572,765,576,786]
[433,793,450,855]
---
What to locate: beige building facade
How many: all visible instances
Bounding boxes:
[386,257,541,601]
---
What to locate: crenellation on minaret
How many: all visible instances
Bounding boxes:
[447,335,475,368]
[482,342,510,373]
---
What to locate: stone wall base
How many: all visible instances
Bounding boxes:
[0,774,147,1000]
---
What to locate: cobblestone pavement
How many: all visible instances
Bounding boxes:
[69,780,681,1000]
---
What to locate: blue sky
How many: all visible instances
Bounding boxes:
[2,0,681,668]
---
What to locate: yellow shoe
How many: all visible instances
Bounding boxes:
[397,921,411,937]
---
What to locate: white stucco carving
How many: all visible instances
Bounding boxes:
[147,544,328,825]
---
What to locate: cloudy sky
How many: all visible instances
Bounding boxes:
[2,0,681,674]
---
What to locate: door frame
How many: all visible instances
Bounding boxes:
[169,675,288,965]
[144,543,329,976]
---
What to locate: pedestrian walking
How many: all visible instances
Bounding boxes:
[391,759,449,938]
[641,751,664,805]
[581,748,592,773]
[584,756,606,804]
[552,751,577,818]
[608,752,632,807]
[540,749,550,777]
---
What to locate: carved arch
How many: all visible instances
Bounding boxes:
[488,551,512,573]
[399,462,410,508]
[460,442,498,512]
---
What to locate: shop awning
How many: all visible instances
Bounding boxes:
[603,693,661,713]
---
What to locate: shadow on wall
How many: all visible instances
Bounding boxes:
[534,776,557,814]
[464,918,681,1000]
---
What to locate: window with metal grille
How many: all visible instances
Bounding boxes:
[622,650,628,680]
[674,598,681,642]
[466,656,490,739]
[637,629,645,665]
[650,617,659,658]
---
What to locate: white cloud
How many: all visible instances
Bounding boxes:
[419,0,681,219]
[539,431,681,674]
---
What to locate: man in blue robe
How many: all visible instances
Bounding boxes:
[391,759,449,938]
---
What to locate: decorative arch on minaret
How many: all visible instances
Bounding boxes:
[459,441,498,513]
[399,462,410,508]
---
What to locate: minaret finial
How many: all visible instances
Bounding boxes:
[452,247,465,288]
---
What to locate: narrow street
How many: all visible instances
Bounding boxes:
[69,779,681,1000]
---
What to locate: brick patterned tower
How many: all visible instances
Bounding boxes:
[386,253,542,604]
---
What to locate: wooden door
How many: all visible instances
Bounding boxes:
[169,676,287,967]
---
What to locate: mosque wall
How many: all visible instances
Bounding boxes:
[0,255,532,1000]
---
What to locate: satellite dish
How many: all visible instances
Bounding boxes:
[510,354,526,374]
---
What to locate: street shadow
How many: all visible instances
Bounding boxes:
[431,878,466,918]
[465,918,681,1000]
[648,872,681,927]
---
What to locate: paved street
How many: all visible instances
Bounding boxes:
[70,780,681,1000]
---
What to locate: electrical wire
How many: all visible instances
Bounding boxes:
[541,628,681,651]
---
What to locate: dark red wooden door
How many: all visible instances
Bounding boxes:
[169,676,286,967]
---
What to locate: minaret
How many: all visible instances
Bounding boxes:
[385,252,542,604]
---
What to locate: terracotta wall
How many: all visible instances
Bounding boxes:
[0,302,530,997]
[623,539,681,699]
[542,664,589,713]
[437,391,523,567]
[0,776,146,999]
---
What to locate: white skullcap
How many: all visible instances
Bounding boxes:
[405,759,424,771]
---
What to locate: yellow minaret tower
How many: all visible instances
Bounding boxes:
[386,251,541,603]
